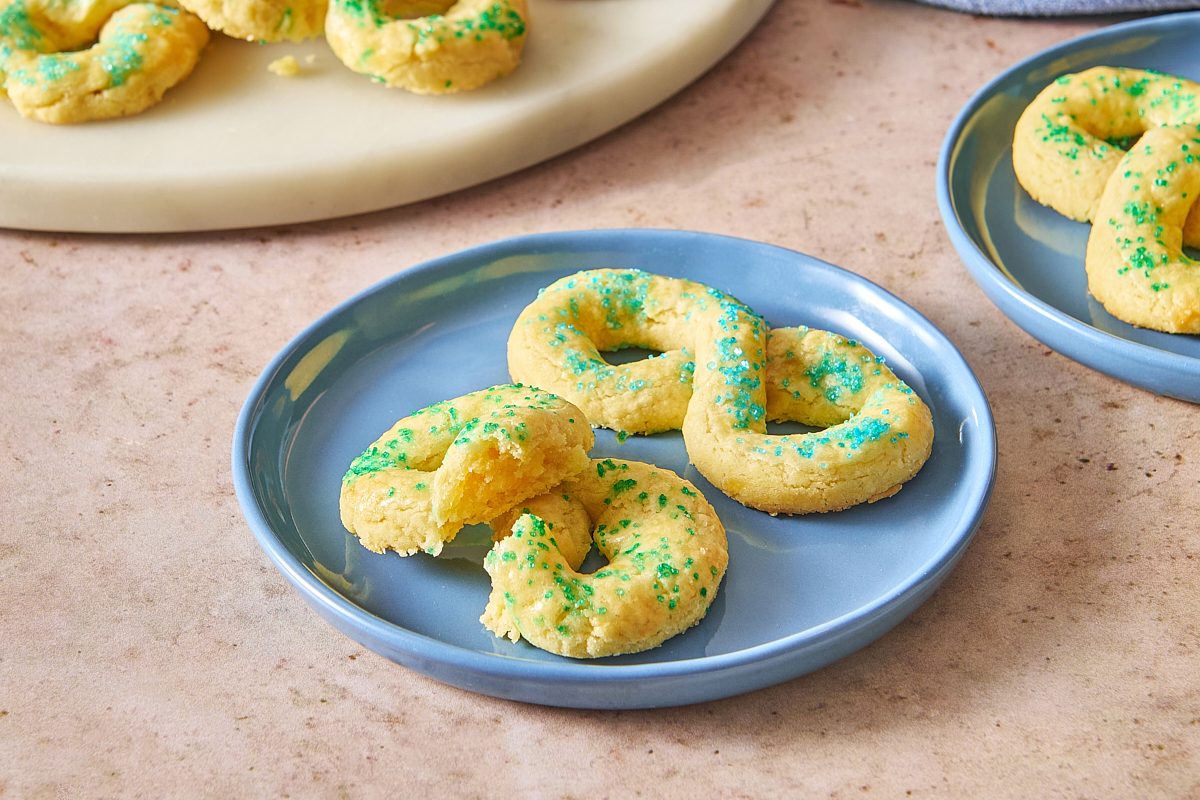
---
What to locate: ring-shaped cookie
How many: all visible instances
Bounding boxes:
[324,0,527,94]
[507,270,934,515]
[725,325,934,514]
[0,0,208,123]
[1085,124,1200,333]
[178,0,324,42]
[481,458,728,659]
[508,270,697,435]
[339,384,593,556]
[1013,66,1200,244]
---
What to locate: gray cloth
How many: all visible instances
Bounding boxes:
[917,0,1198,14]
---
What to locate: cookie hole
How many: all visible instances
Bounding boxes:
[600,346,665,366]
[1104,132,1143,152]
[575,547,608,575]
[437,523,494,561]
[381,0,455,19]
[766,420,825,436]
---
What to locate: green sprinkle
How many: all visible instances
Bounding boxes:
[611,478,637,495]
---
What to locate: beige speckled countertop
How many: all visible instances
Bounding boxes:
[2,1,1198,797]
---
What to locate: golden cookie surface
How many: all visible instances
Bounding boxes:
[0,0,208,124]
[339,384,593,556]
[1085,124,1200,332]
[325,0,527,94]
[1013,66,1200,245]
[508,269,934,514]
[481,458,728,659]
[178,0,324,41]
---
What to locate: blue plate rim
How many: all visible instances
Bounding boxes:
[936,11,1200,397]
[231,228,997,697]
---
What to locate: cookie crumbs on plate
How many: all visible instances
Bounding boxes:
[268,55,302,77]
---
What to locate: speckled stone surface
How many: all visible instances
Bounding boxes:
[2,1,1198,797]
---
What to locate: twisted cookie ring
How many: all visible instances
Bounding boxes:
[508,270,934,515]
[1085,124,1200,333]
[325,0,527,94]
[482,458,728,658]
[1013,66,1200,244]
[339,384,593,556]
[0,0,208,123]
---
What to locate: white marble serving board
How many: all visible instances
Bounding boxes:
[0,0,775,233]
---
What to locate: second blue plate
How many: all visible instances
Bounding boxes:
[233,229,995,709]
[939,12,1200,403]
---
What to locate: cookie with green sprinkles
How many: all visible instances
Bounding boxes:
[324,0,528,94]
[178,0,325,42]
[481,458,728,659]
[695,325,934,514]
[1013,65,1200,244]
[0,0,209,124]
[507,268,699,435]
[339,384,593,556]
[508,268,935,514]
[1085,123,1200,333]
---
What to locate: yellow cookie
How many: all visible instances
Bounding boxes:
[0,0,208,124]
[325,0,527,94]
[1013,66,1200,245]
[507,269,698,435]
[508,269,934,514]
[178,0,325,42]
[1085,124,1200,333]
[481,458,728,659]
[702,326,935,515]
[339,384,593,556]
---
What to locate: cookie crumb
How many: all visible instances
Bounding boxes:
[268,55,302,77]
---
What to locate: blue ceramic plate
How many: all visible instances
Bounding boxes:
[232,229,996,709]
[938,12,1200,403]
